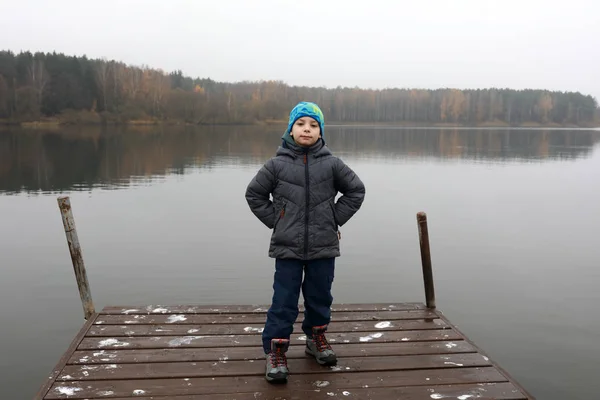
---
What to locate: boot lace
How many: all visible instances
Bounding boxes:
[271,348,287,368]
[314,332,332,352]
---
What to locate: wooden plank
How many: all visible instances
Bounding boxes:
[59,353,492,381]
[94,309,438,325]
[78,330,462,350]
[32,313,98,400]
[45,367,509,398]
[434,311,537,399]
[75,382,527,400]
[100,303,426,315]
[69,341,477,364]
[87,319,450,337]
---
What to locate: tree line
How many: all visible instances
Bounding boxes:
[0,50,598,126]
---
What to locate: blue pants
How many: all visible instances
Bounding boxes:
[262,258,335,353]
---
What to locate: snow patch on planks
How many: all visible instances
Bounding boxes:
[35,303,535,400]
[102,303,426,315]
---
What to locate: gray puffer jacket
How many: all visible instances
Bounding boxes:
[245,139,365,260]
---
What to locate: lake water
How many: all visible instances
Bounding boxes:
[1,125,599,399]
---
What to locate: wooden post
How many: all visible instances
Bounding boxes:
[57,196,95,320]
[417,212,436,309]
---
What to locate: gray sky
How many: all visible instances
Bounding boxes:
[3,0,599,101]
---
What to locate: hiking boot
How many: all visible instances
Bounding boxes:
[305,325,337,366]
[265,338,289,383]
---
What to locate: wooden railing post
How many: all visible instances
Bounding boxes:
[417,212,436,309]
[57,196,95,320]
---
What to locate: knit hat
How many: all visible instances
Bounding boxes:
[281,101,325,146]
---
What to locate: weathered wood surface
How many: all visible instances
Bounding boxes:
[95,309,437,325]
[58,353,492,381]
[87,319,450,336]
[57,196,95,319]
[33,314,99,400]
[100,303,426,314]
[69,341,477,364]
[72,383,527,400]
[417,211,436,309]
[78,329,462,350]
[36,303,534,399]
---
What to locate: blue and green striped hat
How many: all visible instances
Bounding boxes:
[282,101,325,146]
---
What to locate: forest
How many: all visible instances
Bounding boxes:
[0,50,598,127]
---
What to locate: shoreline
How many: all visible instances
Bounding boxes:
[1,118,598,130]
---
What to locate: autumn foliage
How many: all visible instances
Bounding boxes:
[0,51,597,126]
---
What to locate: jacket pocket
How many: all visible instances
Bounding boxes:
[329,202,342,242]
[273,202,286,232]
[329,201,338,227]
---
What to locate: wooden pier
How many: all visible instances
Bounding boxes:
[34,303,534,399]
[35,198,535,399]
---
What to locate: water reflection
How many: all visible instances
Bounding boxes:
[0,126,598,194]
[330,127,600,162]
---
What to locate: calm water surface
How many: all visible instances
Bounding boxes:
[1,126,599,399]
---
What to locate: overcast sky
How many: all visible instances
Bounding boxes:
[2,0,599,101]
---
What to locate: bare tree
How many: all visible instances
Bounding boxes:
[27,57,48,112]
[125,66,143,101]
[109,61,126,112]
[94,59,109,111]
[149,69,170,117]
[0,75,9,117]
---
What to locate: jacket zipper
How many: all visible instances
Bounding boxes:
[304,153,309,259]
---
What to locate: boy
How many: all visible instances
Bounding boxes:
[245,101,365,383]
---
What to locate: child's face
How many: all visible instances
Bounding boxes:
[291,117,321,147]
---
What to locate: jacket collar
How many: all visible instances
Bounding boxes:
[276,138,331,159]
